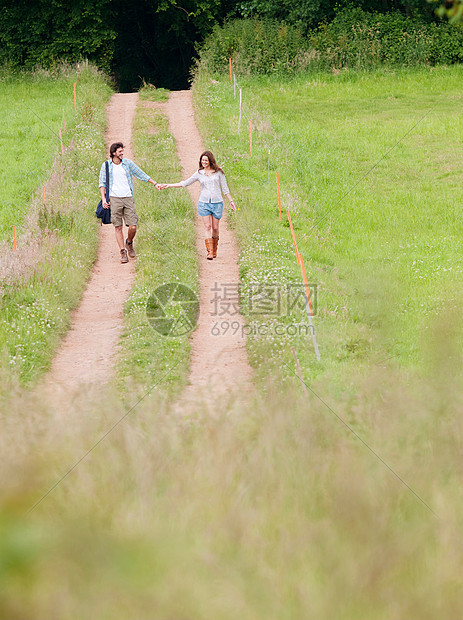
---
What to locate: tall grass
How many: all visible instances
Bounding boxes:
[0,65,83,239]
[192,65,463,384]
[0,65,112,384]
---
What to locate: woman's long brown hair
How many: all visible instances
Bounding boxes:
[198,150,223,173]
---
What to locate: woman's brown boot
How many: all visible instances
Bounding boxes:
[205,238,214,260]
[212,236,219,258]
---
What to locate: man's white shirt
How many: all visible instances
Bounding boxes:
[110,162,132,197]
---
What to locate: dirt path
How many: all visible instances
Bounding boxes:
[46,89,252,404]
[165,91,253,406]
[46,93,139,391]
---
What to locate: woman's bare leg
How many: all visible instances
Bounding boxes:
[201,215,212,238]
[211,216,220,238]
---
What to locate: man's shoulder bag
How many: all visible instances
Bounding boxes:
[96,160,111,224]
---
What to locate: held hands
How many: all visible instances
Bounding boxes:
[156,183,169,190]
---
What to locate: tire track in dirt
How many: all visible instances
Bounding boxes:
[45,93,138,392]
[164,90,253,408]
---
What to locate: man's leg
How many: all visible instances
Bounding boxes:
[124,198,138,259]
[127,225,136,243]
[125,225,137,258]
[115,225,128,263]
[111,198,129,263]
[115,225,125,250]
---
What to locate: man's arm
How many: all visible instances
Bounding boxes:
[126,159,160,188]
[100,186,110,208]
[126,159,150,183]
[98,161,108,188]
[99,161,110,208]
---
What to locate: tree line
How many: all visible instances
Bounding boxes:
[0,0,456,90]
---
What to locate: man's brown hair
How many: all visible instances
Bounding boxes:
[110,142,124,158]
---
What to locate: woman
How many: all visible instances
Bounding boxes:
[160,151,236,260]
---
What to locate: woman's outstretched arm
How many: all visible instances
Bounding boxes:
[159,171,199,190]
[158,182,183,189]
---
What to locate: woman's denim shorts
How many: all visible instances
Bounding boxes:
[198,201,223,219]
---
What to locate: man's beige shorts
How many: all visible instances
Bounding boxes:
[110,196,138,227]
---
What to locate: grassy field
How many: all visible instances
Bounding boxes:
[1,67,463,618]
[0,67,83,239]
[0,65,112,383]
[117,85,198,398]
[193,65,463,385]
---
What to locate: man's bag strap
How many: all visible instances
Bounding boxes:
[105,160,110,202]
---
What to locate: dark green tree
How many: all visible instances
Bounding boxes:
[0,0,238,88]
[112,0,234,90]
[433,0,463,21]
[0,0,116,69]
[233,0,333,31]
[233,0,436,32]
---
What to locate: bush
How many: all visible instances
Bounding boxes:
[429,20,463,62]
[197,18,310,76]
[310,8,463,69]
[197,12,463,76]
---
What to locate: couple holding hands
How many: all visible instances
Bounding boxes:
[99,143,236,263]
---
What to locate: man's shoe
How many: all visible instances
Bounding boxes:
[120,248,129,263]
[125,238,136,259]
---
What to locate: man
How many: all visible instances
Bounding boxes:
[99,142,160,263]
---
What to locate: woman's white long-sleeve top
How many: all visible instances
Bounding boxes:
[180,169,230,203]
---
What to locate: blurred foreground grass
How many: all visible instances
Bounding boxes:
[1,364,462,618]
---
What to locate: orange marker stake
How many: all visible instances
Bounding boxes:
[229,57,232,82]
[286,209,300,264]
[59,128,64,154]
[13,225,17,252]
[249,119,252,157]
[42,186,45,205]
[276,171,282,220]
[73,83,76,110]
